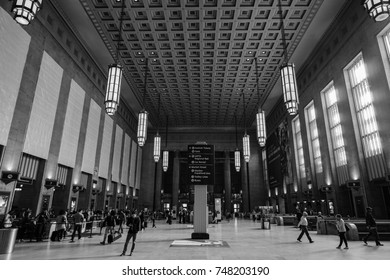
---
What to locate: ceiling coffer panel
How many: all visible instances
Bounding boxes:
[81,0,321,128]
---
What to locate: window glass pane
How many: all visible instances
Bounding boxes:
[348,56,382,156]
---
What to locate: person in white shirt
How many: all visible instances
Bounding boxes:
[335,214,348,249]
[297,211,314,243]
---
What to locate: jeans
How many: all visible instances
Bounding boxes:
[71,224,82,240]
[338,232,348,247]
[122,231,138,254]
[297,225,312,242]
[364,227,381,245]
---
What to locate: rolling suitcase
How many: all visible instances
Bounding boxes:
[107,233,113,244]
[107,232,122,244]
[50,230,58,242]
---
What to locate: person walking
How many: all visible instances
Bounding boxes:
[335,214,348,249]
[117,210,126,234]
[152,211,156,228]
[120,211,141,256]
[100,210,116,245]
[363,207,383,246]
[295,208,302,228]
[70,209,85,242]
[297,211,314,243]
[55,210,68,241]
[35,210,49,241]
[139,210,145,231]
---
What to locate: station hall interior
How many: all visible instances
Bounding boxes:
[1,0,390,260]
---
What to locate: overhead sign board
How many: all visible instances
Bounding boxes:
[188,144,215,185]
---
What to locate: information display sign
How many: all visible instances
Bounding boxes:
[188,144,215,185]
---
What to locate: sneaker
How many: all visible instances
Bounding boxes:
[376,243,384,246]
[336,246,341,249]
[363,240,368,245]
[120,253,125,256]
[129,252,133,256]
[344,247,349,249]
[100,242,105,245]
[309,241,314,243]
[297,239,302,242]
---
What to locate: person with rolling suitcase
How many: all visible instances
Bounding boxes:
[120,210,140,256]
[100,210,116,245]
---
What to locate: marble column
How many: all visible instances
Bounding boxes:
[191,185,209,239]
[224,151,232,215]
[172,150,180,211]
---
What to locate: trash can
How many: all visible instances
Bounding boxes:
[0,228,18,254]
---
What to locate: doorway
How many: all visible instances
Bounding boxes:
[354,196,365,218]
[382,186,390,218]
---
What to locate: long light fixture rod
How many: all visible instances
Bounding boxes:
[115,0,126,63]
[165,116,168,148]
[255,58,262,109]
[235,115,238,147]
[143,58,148,109]
[278,0,289,64]
[157,90,161,132]
[242,90,247,133]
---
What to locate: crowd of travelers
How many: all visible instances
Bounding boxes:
[0,207,179,243]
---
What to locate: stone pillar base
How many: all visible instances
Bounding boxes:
[191,232,210,239]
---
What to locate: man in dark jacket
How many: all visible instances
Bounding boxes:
[363,207,383,246]
[120,211,140,256]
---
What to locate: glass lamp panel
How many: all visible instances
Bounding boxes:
[281,63,299,115]
[153,135,161,162]
[256,110,267,147]
[363,0,390,21]
[137,111,148,147]
[162,150,169,172]
[105,64,123,115]
[243,134,250,162]
[12,0,42,25]
[234,150,241,172]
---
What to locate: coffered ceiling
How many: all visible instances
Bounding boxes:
[50,0,348,130]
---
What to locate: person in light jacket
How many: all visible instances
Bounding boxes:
[297,211,314,243]
[335,214,348,249]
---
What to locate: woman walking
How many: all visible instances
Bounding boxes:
[335,214,348,249]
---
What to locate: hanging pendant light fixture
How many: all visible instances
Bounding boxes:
[256,110,266,147]
[255,59,267,147]
[243,134,250,163]
[162,150,169,172]
[363,0,390,21]
[137,58,149,147]
[153,135,161,162]
[242,91,250,163]
[234,116,241,172]
[12,0,42,26]
[104,0,125,116]
[153,91,162,162]
[278,0,299,116]
[162,116,169,172]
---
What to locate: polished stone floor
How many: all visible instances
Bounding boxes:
[1,218,389,260]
